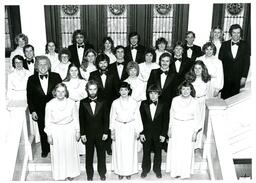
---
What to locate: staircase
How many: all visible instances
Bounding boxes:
[26,143,209,181]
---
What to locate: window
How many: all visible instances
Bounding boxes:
[106,5,128,47]
[5,7,11,49]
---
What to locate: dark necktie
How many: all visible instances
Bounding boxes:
[160,70,168,75]
[78,45,85,48]
[149,100,158,106]
[27,59,34,64]
[232,42,240,46]
[39,74,48,79]
[131,45,137,50]
[89,98,97,103]
[100,70,107,75]
[117,62,124,66]
[174,57,182,62]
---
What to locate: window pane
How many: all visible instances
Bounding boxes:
[5,7,11,49]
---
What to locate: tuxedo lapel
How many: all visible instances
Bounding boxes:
[35,75,47,96]
[47,73,54,95]
[96,72,104,88]
[84,101,94,116]
[94,100,103,116]
[153,102,163,121]
[144,102,153,122]
[162,72,174,91]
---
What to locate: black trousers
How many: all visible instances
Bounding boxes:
[37,118,50,154]
[221,79,240,99]
[85,135,106,179]
[141,135,162,174]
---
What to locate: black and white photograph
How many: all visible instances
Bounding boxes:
[0,0,254,181]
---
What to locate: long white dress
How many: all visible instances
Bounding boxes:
[53,62,71,80]
[110,97,143,176]
[138,62,160,82]
[63,79,87,155]
[166,96,200,179]
[124,77,146,103]
[196,55,224,98]
[45,53,60,71]
[192,78,210,149]
[79,64,97,81]
[44,98,80,180]
[7,69,32,101]
[212,40,222,58]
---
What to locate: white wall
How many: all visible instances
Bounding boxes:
[188,2,214,47]
[19,3,47,56]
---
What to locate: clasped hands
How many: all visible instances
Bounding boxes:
[139,134,165,143]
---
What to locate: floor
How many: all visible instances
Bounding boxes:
[26,143,210,181]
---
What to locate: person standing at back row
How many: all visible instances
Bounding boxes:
[125,32,146,64]
[218,24,250,99]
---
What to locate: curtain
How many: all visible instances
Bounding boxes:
[44,6,61,49]
[243,4,251,55]
[172,4,189,46]
[211,4,225,29]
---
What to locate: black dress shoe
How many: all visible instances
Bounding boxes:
[41,152,48,158]
[156,173,162,178]
[87,177,93,181]
[100,175,106,181]
[141,172,147,178]
[118,175,124,180]
[126,175,131,180]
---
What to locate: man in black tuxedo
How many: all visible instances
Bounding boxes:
[89,53,117,155]
[183,31,203,62]
[79,80,109,181]
[219,24,250,99]
[171,42,193,95]
[23,44,36,73]
[140,84,169,179]
[27,56,62,158]
[68,29,94,67]
[124,32,146,64]
[109,45,129,98]
[147,52,177,108]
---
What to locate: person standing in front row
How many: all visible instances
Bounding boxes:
[110,82,143,180]
[140,84,169,179]
[166,81,201,180]
[124,32,146,64]
[79,80,109,181]
[27,56,62,158]
[44,83,81,181]
[218,24,250,99]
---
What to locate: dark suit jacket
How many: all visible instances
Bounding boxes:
[79,97,109,137]
[170,57,193,95]
[124,44,146,64]
[183,44,203,62]
[140,99,169,137]
[68,43,94,67]
[26,72,62,120]
[89,70,118,107]
[147,68,177,105]
[218,40,250,83]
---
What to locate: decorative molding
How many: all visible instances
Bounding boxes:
[109,5,125,16]
[155,4,172,15]
[62,5,79,16]
[227,3,243,15]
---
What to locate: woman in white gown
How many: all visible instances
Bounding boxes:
[45,41,60,71]
[44,83,80,181]
[155,37,171,64]
[80,48,97,80]
[63,63,87,155]
[101,36,117,64]
[9,33,28,71]
[125,61,146,103]
[53,48,71,80]
[110,82,143,180]
[166,81,200,179]
[209,26,224,57]
[185,61,211,149]
[197,42,224,98]
[7,55,31,101]
[138,48,160,83]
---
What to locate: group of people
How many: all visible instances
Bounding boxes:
[7,23,250,181]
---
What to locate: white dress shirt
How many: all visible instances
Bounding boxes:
[174,57,182,73]
[150,102,157,120]
[231,41,239,59]
[89,99,97,114]
[187,45,193,58]
[131,48,137,62]
[117,64,124,79]
[77,44,85,64]
[39,73,49,95]
[101,73,107,88]
[160,71,168,89]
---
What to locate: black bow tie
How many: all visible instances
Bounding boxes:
[131,45,137,50]
[232,42,240,46]
[27,59,34,64]
[39,74,48,79]
[100,70,107,75]
[78,45,85,48]
[174,57,182,62]
[89,98,97,103]
[160,70,168,75]
[149,100,158,106]
[117,62,124,66]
